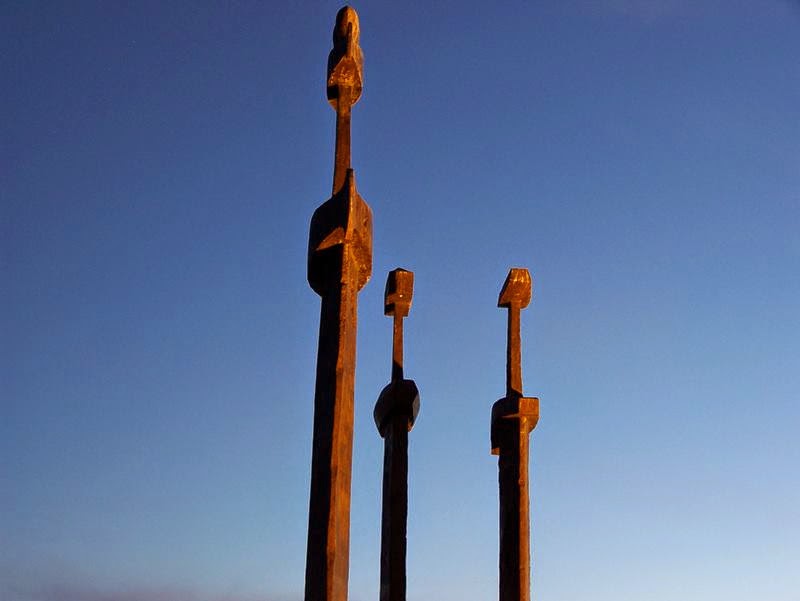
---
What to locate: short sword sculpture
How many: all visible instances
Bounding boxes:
[491,268,539,601]
[374,269,420,601]
[305,6,372,601]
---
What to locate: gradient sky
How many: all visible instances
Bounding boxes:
[2,2,799,600]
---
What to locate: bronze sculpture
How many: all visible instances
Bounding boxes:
[491,268,539,601]
[303,8,543,601]
[374,269,420,601]
[305,7,372,601]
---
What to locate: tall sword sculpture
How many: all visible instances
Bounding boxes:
[491,268,539,601]
[305,7,372,601]
[374,269,420,601]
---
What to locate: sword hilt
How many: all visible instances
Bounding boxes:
[385,268,413,381]
[498,268,532,398]
[492,268,538,455]
[374,268,419,436]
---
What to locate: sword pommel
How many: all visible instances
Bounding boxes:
[384,268,414,318]
[327,6,363,109]
[498,268,532,309]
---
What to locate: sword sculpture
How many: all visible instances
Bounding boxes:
[374,269,420,601]
[491,268,539,601]
[305,7,372,601]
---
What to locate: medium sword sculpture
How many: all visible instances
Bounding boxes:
[305,6,372,601]
[373,269,420,601]
[491,268,539,601]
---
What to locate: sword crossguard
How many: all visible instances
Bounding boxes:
[374,379,420,436]
[491,395,539,455]
[308,169,373,295]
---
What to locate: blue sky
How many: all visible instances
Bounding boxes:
[2,1,799,600]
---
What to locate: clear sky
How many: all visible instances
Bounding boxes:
[2,1,799,600]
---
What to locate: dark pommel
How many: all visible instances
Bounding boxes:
[384,268,414,317]
[332,6,360,48]
[327,6,363,108]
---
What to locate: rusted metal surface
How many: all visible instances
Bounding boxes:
[491,268,539,601]
[305,7,372,601]
[374,269,419,601]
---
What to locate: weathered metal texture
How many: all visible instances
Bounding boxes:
[491,268,539,601]
[374,269,419,601]
[305,7,372,601]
